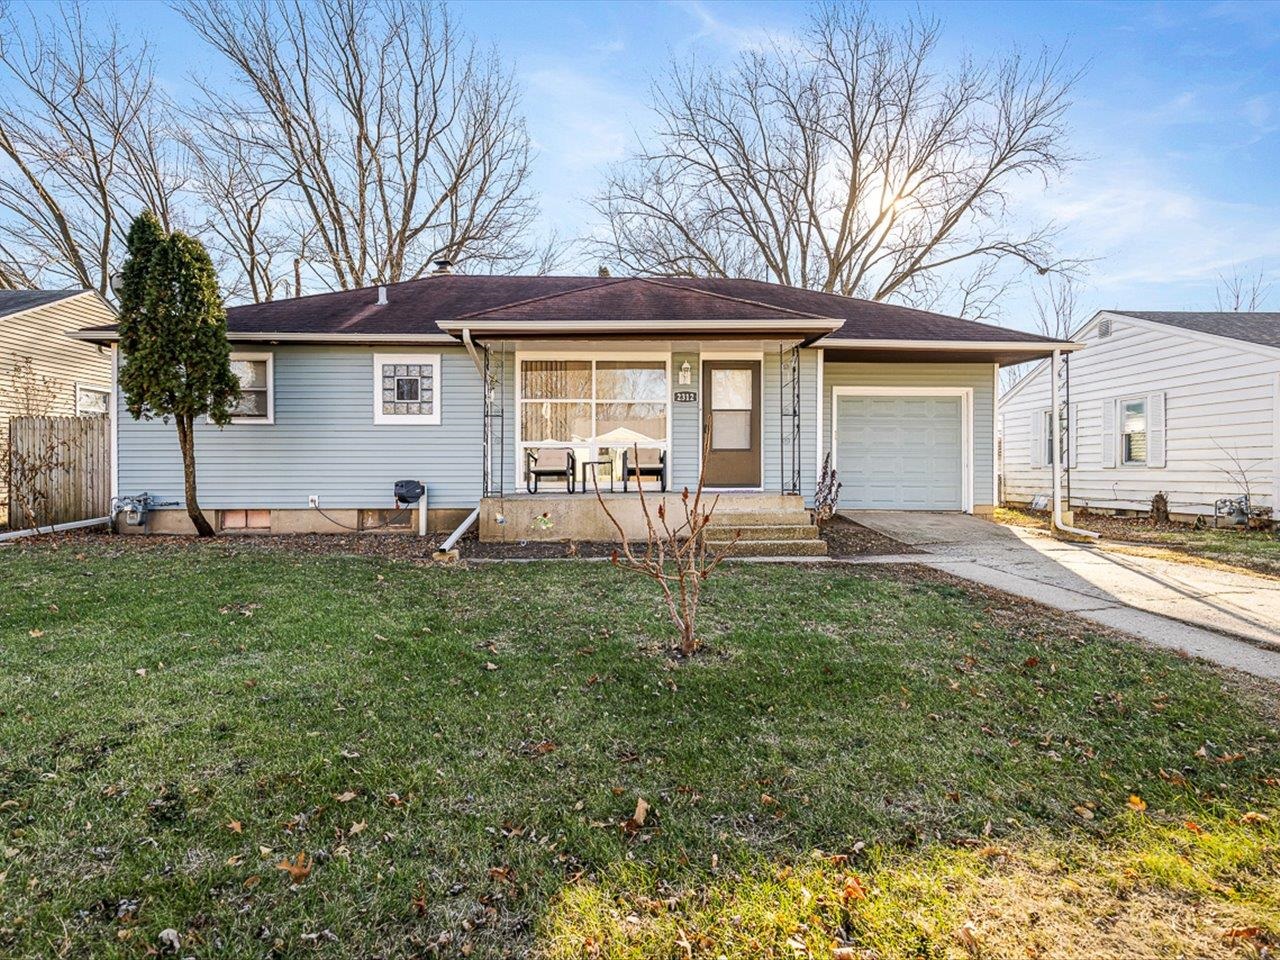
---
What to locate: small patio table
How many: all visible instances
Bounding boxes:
[582,459,615,494]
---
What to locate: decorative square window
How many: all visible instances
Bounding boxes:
[373,354,441,424]
[75,383,110,415]
[220,352,274,424]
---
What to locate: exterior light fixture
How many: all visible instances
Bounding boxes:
[679,361,692,385]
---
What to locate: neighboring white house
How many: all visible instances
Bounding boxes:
[999,310,1280,520]
[0,289,116,524]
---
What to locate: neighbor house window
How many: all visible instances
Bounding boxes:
[1121,397,1147,465]
[75,383,109,415]
[226,353,274,424]
[1042,407,1067,466]
[373,354,441,425]
[518,355,668,486]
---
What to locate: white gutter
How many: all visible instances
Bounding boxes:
[0,515,110,542]
[1050,348,1097,540]
[817,338,1085,352]
[68,330,457,344]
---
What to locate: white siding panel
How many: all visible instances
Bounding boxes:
[999,316,1280,514]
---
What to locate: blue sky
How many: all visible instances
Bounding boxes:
[57,1,1280,330]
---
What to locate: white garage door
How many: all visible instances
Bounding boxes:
[835,394,965,510]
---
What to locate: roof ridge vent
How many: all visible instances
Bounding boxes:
[376,284,387,306]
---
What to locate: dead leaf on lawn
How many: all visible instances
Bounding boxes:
[488,865,514,883]
[842,875,867,902]
[276,851,312,883]
[1222,927,1262,940]
[483,662,499,671]
[334,791,357,803]
[243,875,261,889]
[1073,805,1094,820]
[1241,811,1270,825]
[227,820,243,834]
[1184,820,1205,835]
[349,820,367,836]
[953,920,981,957]
[28,629,43,638]
[1127,795,1147,813]
[1158,768,1187,786]
[622,796,651,834]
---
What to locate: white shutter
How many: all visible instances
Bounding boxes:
[1101,399,1117,468]
[1147,392,1166,468]
[1068,403,1079,469]
[1030,410,1045,468]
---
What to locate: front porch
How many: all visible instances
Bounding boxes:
[478,490,826,555]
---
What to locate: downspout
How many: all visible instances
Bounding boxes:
[461,327,484,374]
[1050,349,1098,540]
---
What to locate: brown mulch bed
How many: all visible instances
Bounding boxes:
[7,516,917,563]
[819,514,919,559]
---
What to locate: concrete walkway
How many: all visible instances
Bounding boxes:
[843,511,1280,681]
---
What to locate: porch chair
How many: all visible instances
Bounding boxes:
[621,447,667,492]
[526,448,576,494]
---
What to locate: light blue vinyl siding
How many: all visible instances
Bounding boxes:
[117,345,993,511]
[670,351,701,490]
[117,345,484,509]
[821,361,997,508]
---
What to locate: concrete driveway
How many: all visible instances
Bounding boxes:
[843,510,1280,681]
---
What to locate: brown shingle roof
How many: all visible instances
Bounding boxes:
[74,274,1067,346]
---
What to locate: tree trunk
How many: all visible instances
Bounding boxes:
[176,414,214,537]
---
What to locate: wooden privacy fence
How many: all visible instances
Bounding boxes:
[5,415,111,530]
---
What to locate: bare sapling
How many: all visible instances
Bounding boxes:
[813,452,842,528]
[593,439,738,656]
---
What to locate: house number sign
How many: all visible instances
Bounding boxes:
[673,390,697,403]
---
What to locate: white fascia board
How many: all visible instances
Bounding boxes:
[818,337,1083,352]
[68,330,459,345]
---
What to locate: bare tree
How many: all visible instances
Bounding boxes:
[0,5,184,294]
[181,121,296,303]
[592,3,1081,316]
[1215,265,1271,312]
[177,0,544,291]
[1031,273,1080,340]
[999,273,1080,392]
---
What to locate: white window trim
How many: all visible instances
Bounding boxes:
[514,351,672,484]
[216,352,275,425]
[1119,394,1148,467]
[373,353,442,425]
[75,381,110,416]
[830,385,974,514]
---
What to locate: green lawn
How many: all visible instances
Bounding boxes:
[1,541,1278,958]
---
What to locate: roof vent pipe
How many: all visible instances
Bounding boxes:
[432,258,453,275]
[376,284,387,306]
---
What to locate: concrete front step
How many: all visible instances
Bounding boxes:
[708,509,813,527]
[706,523,820,542]
[719,537,828,557]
